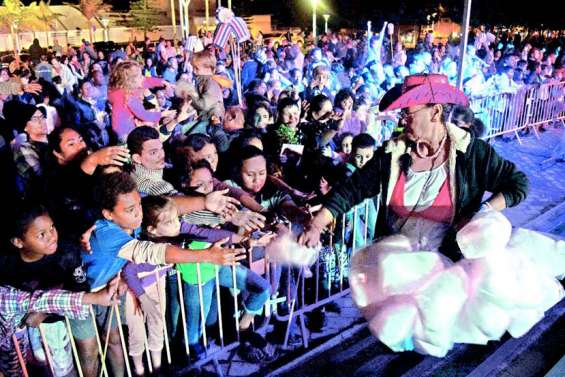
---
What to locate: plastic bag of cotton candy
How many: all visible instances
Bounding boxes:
[454,209,564,343]
[349,234,466,356]
[265,232,319,267]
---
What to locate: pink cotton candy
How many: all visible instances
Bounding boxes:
[456,209,512,259]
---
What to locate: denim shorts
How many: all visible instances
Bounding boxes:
[69,297,126,341]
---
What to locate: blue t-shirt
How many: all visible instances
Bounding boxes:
[82,219,141,290]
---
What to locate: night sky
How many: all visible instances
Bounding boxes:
[40,0,565,29]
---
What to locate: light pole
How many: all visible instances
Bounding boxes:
[311,0,318,41]
[100,18,110,42]
[323,14,329,34]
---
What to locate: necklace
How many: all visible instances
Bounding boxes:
[413,130,448,160]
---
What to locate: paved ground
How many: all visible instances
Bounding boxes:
[190,127,565,377]
[495,127,565,231]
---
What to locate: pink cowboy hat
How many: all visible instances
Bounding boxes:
[379,73,469,112]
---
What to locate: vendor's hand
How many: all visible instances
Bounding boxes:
[80,224,96,253]
[23,312,48,328]
[205,189,240,217]
[88,146,130,167]
[228,211,266,231]
[205,238,247,265]
[298,223,323,248]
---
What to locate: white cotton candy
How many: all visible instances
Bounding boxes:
[507,308,545,338]
[380,251,445,295]
[506,228,565,279]
[265,233,319,266]
[367,296,418,352]
[413,266,468,355]
[456,209,512,259]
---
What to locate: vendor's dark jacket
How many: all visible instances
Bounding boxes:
[323,123,529,260]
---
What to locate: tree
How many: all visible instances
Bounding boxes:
[79,0,103,42]
[0,0,57,55]
[129,0,162,39]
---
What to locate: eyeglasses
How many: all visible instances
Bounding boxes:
[399,106,430,120]
[30,114,45,122]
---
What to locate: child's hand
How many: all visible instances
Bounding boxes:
[228,211,266,231]
[320,177,332,195]
[23,312,48,328]
[80,224,96,253]
[250,232,277,247]
[206,238,247,265]
[205,189,240,218]
[85,277,121,307]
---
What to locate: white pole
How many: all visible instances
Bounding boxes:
[312,0,317,41]
[170,0,177,43]
[456,0,472,89]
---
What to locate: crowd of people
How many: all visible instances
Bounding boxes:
[0,23,562,377]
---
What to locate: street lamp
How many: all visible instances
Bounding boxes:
[323,14,330,34]
[11,21,20,54]
[311,0,318,41]
[100,18,110,42]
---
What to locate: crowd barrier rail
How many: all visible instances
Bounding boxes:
[470,81,565,143]
[15,199,374,377]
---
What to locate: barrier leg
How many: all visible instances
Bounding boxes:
[65,317,84,377]
[114,303,132,377]
[215,265,225,348]
[12,334,30,377]
[176,271,190,357]
[196,263,208,352]
[38,324,56,377]
[90,305,109,377]
[154,270,171,364]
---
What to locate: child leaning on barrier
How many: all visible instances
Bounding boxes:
[0,203,90,377]
[0,280,120,377]
[140,191,276,362]
[76,172,245,377]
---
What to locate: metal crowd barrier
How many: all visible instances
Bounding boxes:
[18,199,376,376]
[470,81,565,143]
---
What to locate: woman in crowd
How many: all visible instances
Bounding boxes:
[108,60,176,141]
